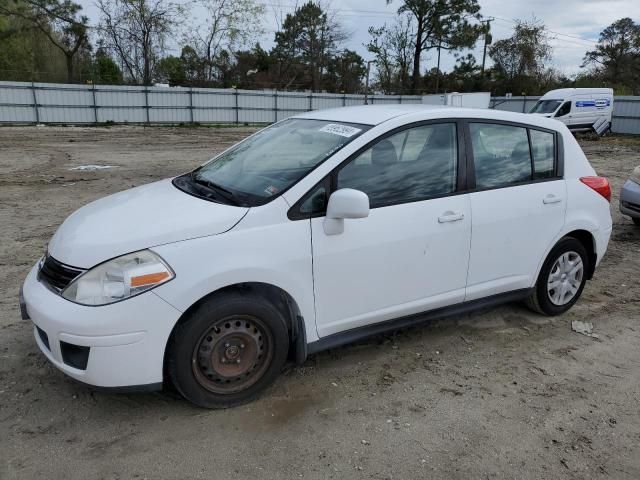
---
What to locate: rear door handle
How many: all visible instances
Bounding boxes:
[543,195,562,205]
[438,211,464,223]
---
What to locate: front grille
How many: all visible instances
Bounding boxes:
[38,255,85,292]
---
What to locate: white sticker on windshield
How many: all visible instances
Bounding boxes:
[319,123,362,138]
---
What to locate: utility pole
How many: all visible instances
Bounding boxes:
[481,18,494,77]
[364,60,374,105]
[435,38,442,94]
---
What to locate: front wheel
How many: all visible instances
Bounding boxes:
[526,237,589,316]
[633,217,640,226]
[167,292,289,408]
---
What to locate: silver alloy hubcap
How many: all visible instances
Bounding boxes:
[547,251,584,306]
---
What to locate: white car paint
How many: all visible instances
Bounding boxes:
[49,179,248,267]
[21,104,612,390]
[465,179,567,301]
[311,194,471,337]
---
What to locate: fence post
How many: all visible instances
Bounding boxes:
[144,87,150,124]
[234,88,239,125]
[370,95,374,105]
[92,83,98,124]
[274,90,278,123]
[308,92,313,111]
[31,82,40,124]
[189,87,194,124]
[522,95,527,113]
[343,93,346,106]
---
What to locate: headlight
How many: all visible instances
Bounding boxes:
[62,250,174,306]
[631,166,640,185]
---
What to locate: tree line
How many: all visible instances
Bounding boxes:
[1,0,639,95]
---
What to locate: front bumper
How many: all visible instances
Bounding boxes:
[21,263,183,388]
[620,179,640,219]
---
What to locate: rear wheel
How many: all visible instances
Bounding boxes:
[167,292,289,408]
[526,237,589,316]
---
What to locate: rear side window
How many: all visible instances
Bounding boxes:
[530,129,555,178]
[469,123,532,189]
[337,123,458,208]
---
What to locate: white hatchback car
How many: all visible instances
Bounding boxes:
[21,105,612,408]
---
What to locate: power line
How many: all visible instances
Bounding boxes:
[491,16,597,45]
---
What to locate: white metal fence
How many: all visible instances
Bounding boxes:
[1,81,640,134]
[0,81,421,125]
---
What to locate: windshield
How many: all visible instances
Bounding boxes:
[530,100,562,114]
[176,118,370,207]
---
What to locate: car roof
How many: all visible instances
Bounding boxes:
[541,88,614,99]
[292,104,566,131]
[293,104,439,125]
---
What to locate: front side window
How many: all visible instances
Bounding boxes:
[176,119,370,206]
[555,102,571,117]
[530,100,562,114]
[469,123,532,189]
[337,123,458,208]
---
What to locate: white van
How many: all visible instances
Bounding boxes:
[529,88,614,135]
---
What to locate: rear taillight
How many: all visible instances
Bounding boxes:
[580,176,611,203]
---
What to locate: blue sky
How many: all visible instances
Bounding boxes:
[76,0,640,76]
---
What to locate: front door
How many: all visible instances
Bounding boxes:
[310,122,472,338]
[554,101,572,126]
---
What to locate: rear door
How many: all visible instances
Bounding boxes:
[465,121,566,301]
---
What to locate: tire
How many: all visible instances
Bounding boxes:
[525,237,589,316]
[167,292,289,408]
[633,217,640,226]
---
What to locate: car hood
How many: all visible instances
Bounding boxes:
[48,179,248,267]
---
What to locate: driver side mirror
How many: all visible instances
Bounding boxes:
[323,189,370,235]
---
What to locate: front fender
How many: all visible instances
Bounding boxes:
[150,218,318,343]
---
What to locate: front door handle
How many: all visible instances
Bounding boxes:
[543,195,562,205]
[438,211,464,223]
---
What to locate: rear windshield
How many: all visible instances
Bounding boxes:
[530,100,562,114]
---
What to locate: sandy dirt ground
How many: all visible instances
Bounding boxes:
[0,125,639,480]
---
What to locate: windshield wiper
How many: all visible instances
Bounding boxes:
[190,172,241,206]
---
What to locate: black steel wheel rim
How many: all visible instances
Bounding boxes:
[192,314,274,394]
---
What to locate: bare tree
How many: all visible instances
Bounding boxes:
[96,0,184,85]
[366,14,415,94]
[186,0,265,83]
